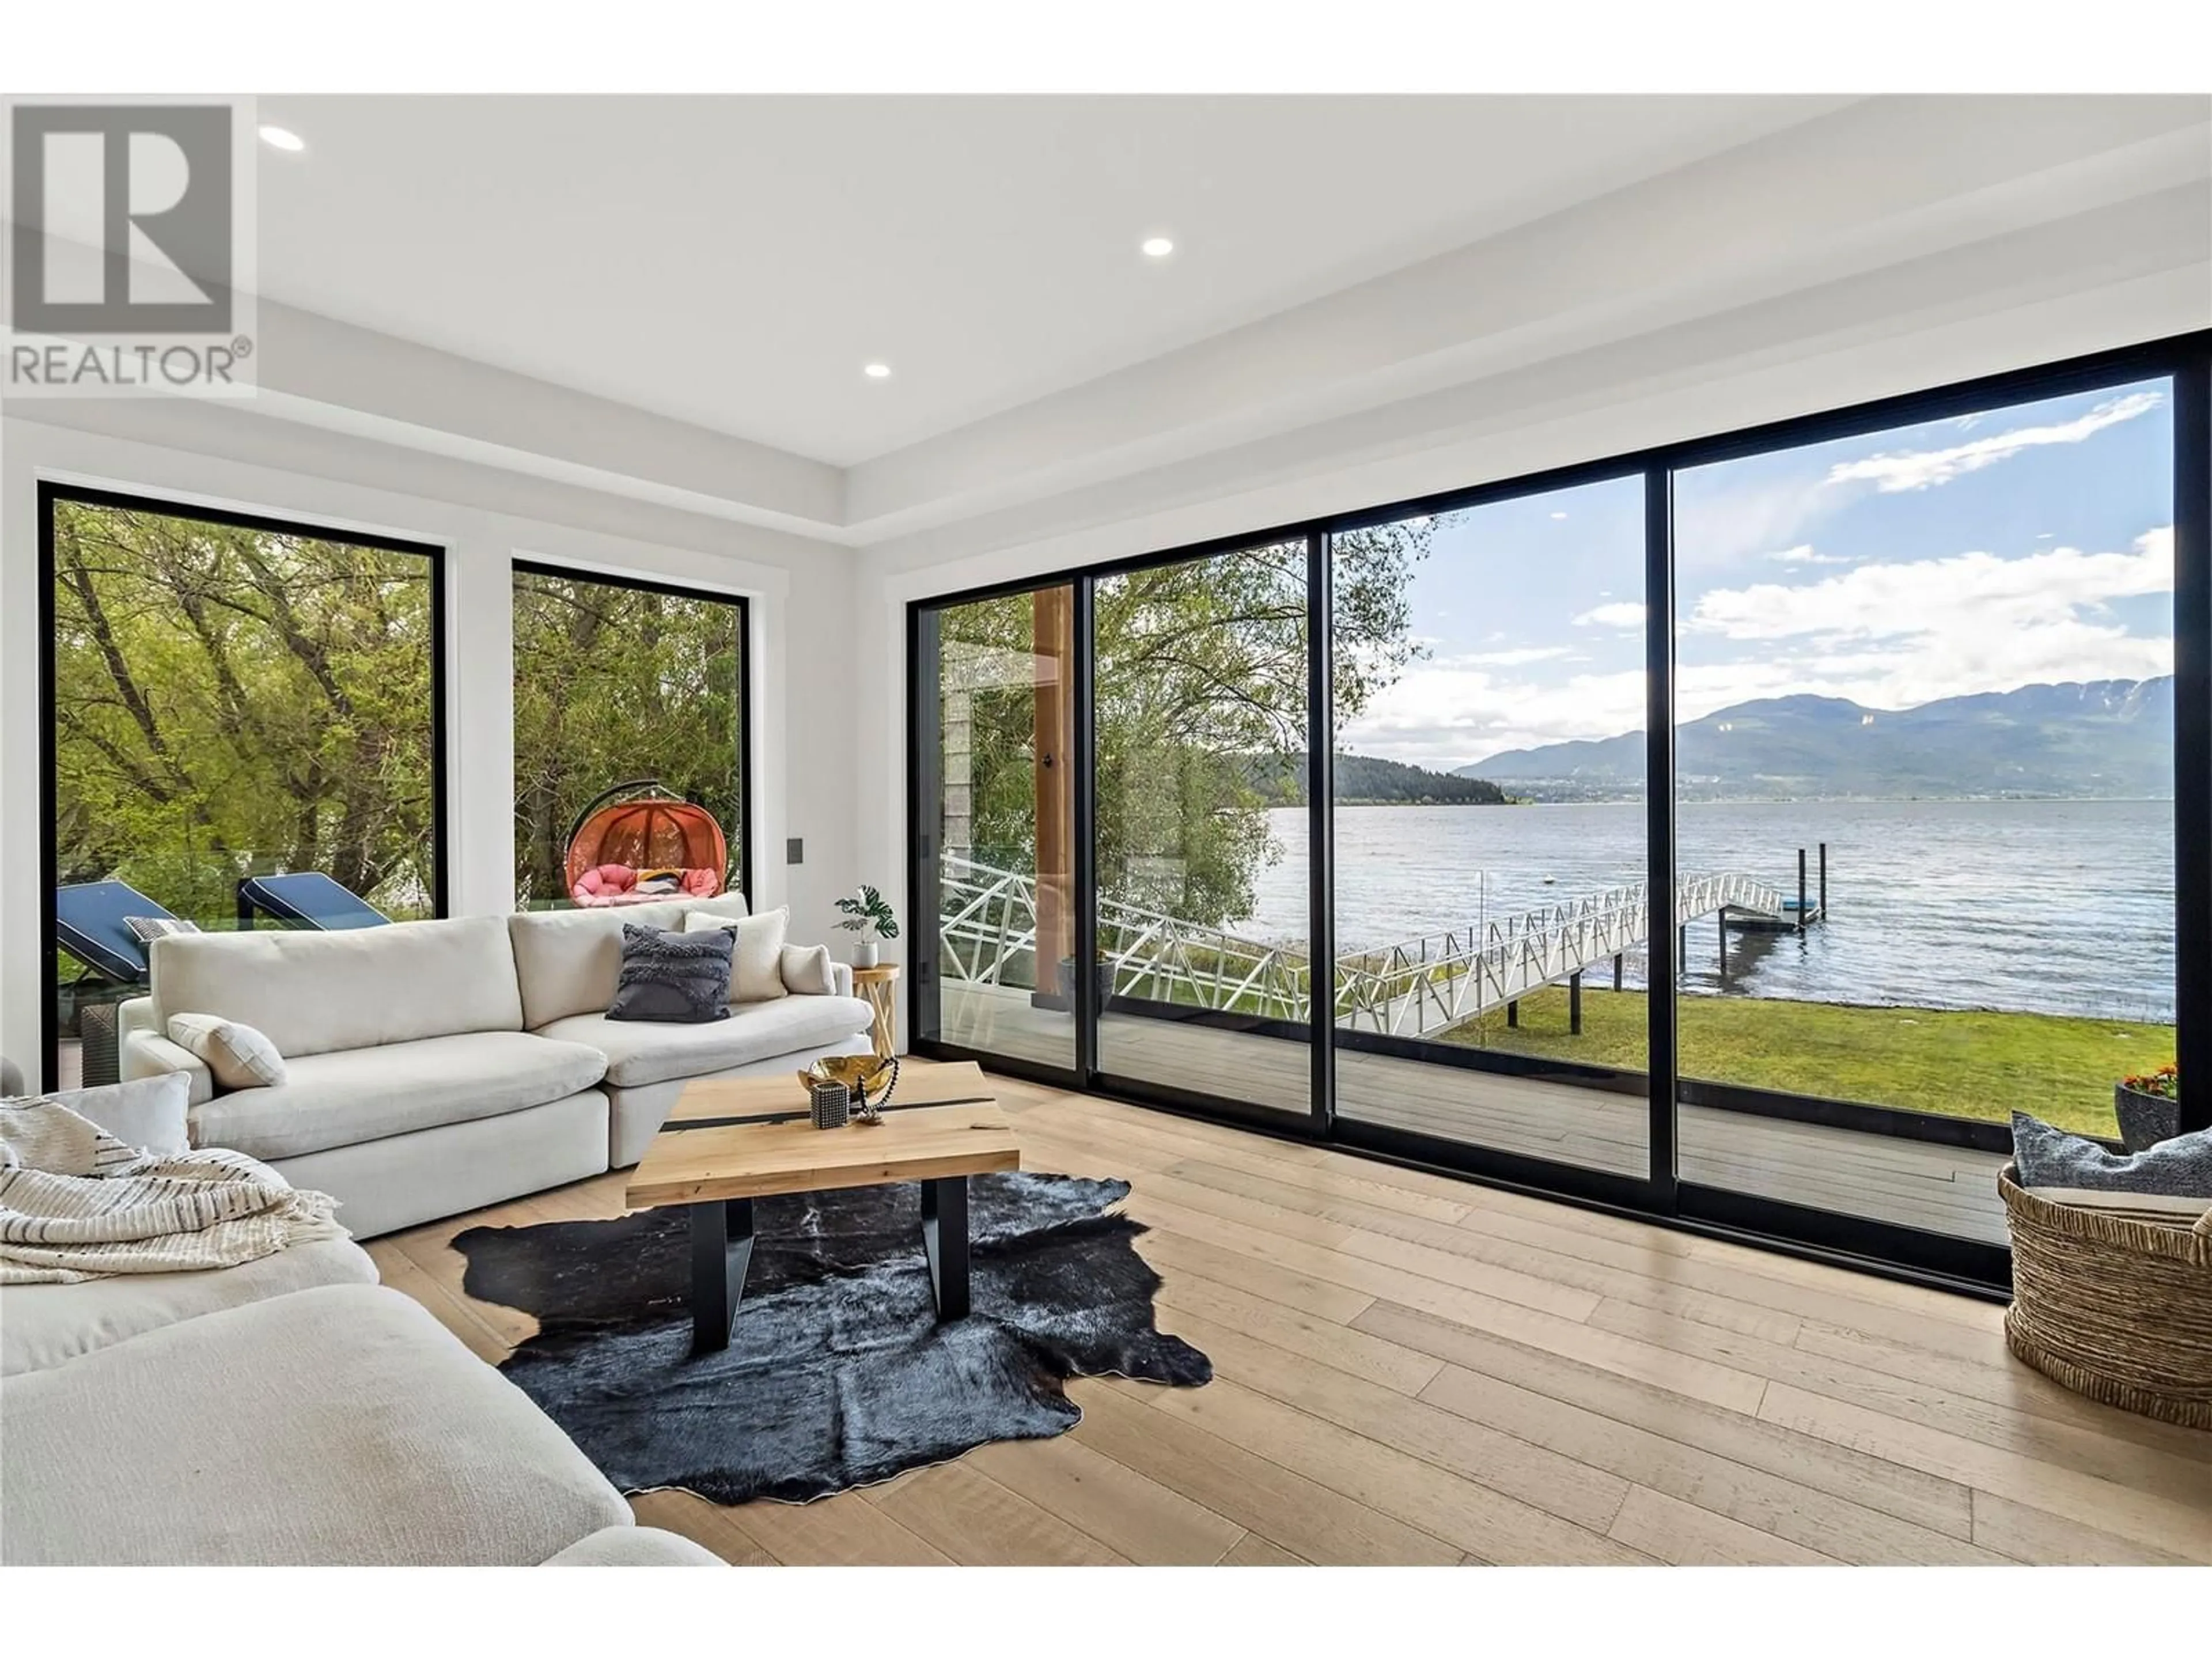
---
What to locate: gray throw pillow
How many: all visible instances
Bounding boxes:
[2012,1111,2212,1216]
[607,923,734,1024]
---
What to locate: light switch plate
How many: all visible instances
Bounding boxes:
[786,837,804,864]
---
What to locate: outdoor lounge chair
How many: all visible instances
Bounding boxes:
[236,872,391,931]
[54,879,174,987]
[53,880,181,1087]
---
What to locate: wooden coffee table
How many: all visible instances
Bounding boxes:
[624,1059,1018,1354]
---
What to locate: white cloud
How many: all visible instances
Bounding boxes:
[1768,544,1851,566]
[1676,528,2174,715]
[1822,392,2162,493]
[1572,601,1646,629]
[1338,658,1649,768]
[1464,645,1573,667]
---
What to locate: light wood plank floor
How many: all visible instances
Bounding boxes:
[369,1073,2211,1566]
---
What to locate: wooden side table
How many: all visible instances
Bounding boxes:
[850,962,901,1059]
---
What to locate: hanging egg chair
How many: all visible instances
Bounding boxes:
[563,779,729,906]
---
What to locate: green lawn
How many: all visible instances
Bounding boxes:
[1439,987,2172,1139]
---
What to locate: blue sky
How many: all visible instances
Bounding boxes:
[1339,377,2176,769]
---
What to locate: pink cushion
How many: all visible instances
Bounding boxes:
[572,863,635,903]
[570,863,719,907]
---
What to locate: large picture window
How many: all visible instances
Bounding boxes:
[41,486,444,1086]
[906,332,2212,1292]
[511,563,750,911]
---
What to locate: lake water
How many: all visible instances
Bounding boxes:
[1243,799,2177,1023]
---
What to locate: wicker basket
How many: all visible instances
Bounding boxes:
[1999,1164,2212,1430]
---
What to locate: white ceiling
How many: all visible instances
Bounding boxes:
[253,96,1851,465]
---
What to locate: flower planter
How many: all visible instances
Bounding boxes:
[2114,1082,2181,1153]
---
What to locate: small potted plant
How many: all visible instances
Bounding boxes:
[2115,1064,2179,1152]
[835,884,899,968]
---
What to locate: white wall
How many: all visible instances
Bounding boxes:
[0,404,857,1085]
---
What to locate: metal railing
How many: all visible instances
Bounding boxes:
[935,853,1781,1039]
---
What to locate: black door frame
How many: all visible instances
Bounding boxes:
[906,329,2212,1300]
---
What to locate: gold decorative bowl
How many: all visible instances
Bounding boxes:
[797,1054,899,1120]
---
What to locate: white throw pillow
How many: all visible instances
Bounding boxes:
[779,942,836,996]
[2,1071,191,1156]
[166,1013,288,1090]
[683,907,790,1002]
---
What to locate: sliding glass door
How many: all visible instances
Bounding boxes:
[1669,377,2179,1252]
[912,585,1078,1072]
[1092,541,1312,1115]
[907,332,2210,1291]
[1330,479,1652,1183]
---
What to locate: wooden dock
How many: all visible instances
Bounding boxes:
[936,981,2009,1246]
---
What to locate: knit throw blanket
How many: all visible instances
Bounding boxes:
[0,1100,343,1285]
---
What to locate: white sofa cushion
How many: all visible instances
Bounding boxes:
[5,1071,191,1155]
[536,994,873,1089]
[152,916,524,1058]
[685,892,751,925]
[0,1234,377,1376]
[166,1012,287,1089]
[507,899,694,1028]
[272,1092,608,1241]
[780,942,837,995]
[683,906,789,1002]
[544,1525,725,1566]
[0,1284,630,1565]
[191,1031,608,1161]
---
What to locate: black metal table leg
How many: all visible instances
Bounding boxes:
[690,1196,754,1354]
[920,1176,970,1321]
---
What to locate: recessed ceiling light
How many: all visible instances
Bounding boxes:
[258,124,305,153]
[862,362,892,380]
[1141,236,1175,259]
[1550,511,1569,520]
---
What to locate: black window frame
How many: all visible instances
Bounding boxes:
[906,328,2212,1300]
[36,482,451,1091]
[510,557,755,910]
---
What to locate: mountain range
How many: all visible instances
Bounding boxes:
[1456,678,2173,801]
[1252,752,1509,806]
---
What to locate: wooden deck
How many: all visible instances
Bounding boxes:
[373,1070,2212,1566]
[937,982,2012,1245]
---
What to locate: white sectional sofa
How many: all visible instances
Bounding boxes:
[0,1232,719,1566]
[116,894,874,1237]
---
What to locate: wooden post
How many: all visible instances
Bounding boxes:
[1613,952,1623,991]
[1506,999,1519,1029]
[1717,905,1728,982]
[1819,842,1828,918]
[1031,588,1075,1006]
[1569,971,1582,1035]
[1797,847,1808,934]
